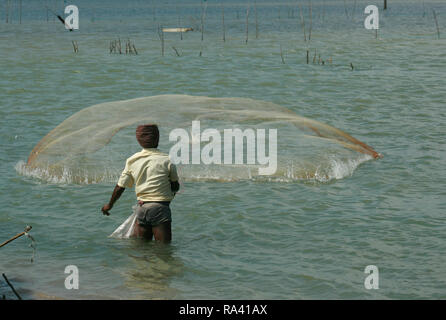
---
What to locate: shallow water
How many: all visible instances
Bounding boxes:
[0,0,445,299]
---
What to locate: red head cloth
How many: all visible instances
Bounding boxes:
[136,124,159,148]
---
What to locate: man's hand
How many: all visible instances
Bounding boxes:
[102,185,126,216]
[101,203,113,216]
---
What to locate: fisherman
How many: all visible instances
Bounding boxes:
[101,124,180,242]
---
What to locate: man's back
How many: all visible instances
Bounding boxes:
[117,148,178,202]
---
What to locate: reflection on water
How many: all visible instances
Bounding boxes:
[122,240,184,299]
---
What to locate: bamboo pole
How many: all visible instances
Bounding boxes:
[179,14,183,40]
[0,226,32,248]
[10,0,13,23]
[222,4,225,42]
[2,274,22,300]
[322,0,325,23]
[158,24,164,56]
[433,10,440,39]
[343,0,349,18]
[200,0,207,41]
[172,46,181,56]
[72,40,78,53]
[245,5,250,44]
[152,0,156,21]
[308,0,312,41]
[255,1,258,39]
[280,45,285,64]
[298,1,306,42]
[352,0,357,21]
[5,0,10,23]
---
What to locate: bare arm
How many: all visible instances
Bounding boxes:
[101,185,125,216]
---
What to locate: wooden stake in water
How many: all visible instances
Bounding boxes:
[172,46,181,56]
[72,40,78,53]
[201,0,207,42]
[158,24,165,56]
[352,0,357,21]
[245,5,250,44]
[308,0,313,41]
[178,12,183,40]
[298,1,307,42]
[5,0,10,23]
[280,45,285,64]
[222,4,226,42]
[433,10,440,39]
[255,1,259,39]
[343,0,349,18]
[322,0,326,23]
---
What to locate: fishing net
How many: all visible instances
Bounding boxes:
[22,94,381,184]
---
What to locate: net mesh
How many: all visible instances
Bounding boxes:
[23,94,381,184]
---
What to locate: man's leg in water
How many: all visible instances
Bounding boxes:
[152,222,171,243]
[132,221,153,240]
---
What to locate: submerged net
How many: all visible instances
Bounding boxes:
[22,94,381,184]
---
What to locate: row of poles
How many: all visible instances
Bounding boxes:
[2,0,66,24]
[0,1,441,46]
[2,0,22,24]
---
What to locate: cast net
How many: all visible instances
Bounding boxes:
[20,94,381,184]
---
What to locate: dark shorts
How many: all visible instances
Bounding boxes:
[135,202,172,227]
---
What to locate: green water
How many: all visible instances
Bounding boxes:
[0,0,445,299]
